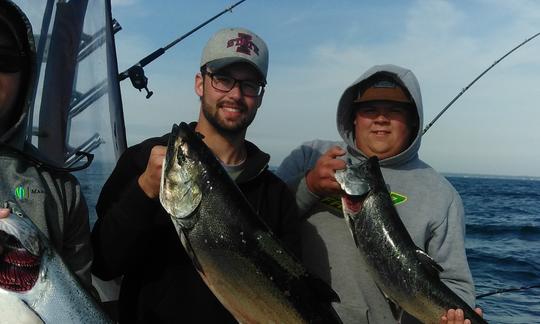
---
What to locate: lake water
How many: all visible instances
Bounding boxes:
[447,176,540,323]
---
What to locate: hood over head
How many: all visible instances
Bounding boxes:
[336,64,423,166]
[0,0,36,149]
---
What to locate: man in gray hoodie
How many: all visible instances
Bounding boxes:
[277,64,481,323]
[0,0,92,288]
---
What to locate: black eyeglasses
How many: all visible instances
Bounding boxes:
[203,71,265,97]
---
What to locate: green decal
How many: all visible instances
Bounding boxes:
[390,192,407,205]
[15,186,27,200]
[321,192,407,212]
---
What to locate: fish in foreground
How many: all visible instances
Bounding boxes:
[160,122,342,324]
[335,157,487,324]
[0,202,112,324]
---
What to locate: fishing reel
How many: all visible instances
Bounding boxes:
[117,0,248,100]
[125,65,153,99]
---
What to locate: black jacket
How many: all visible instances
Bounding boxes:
[91,130,299,323]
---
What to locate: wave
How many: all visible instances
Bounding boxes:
[467,223,540,239]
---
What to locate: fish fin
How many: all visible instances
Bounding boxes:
[415,249,444,277]
[344,213,359,248]
[307,276,341,303]
[180,229,205,275]
[387,299,403,322]
[377,286,404,322]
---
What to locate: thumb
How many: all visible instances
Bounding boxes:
[325,146,346,159]
[0,208,10,219]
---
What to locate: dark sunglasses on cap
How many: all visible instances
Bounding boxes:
[0,52,25,73]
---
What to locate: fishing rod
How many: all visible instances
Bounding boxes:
[476,284,540,299]
[117,0,248,99]
[422,31,540,135]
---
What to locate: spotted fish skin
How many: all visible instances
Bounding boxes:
[0,203,113,324]
[336,157,487,324]
[160,122,342,324]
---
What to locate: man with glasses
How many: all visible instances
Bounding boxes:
[91,27,300,323]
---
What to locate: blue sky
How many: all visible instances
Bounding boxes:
[109,0,540,177]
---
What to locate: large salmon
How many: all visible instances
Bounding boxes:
[0,202,112,324]
[335,157,486,324]
[160,122,342,324]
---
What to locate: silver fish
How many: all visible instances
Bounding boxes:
[0,202,113,324]
[160,122,342,324]
[335,157,487,324]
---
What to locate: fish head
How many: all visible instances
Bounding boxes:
[335,157,387,231]
[160,123,210,227]
[0,208,42,292]
[335,156,386,195]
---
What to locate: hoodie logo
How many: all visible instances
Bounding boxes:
[227,33,260,56]
[14,186,28,200]
[14,185,45,201]
[390,192,407,205]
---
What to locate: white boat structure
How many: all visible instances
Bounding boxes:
[14,0,128,314]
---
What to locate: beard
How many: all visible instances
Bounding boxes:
[201,96,257,135]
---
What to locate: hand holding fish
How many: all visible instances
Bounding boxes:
[306,146,347,197]
[138,145,167,199]
[440,307,483,324]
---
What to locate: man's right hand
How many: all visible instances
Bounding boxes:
[305,146,347,197]
[138,145,167,199]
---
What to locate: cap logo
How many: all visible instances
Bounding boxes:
[373,80,398,88]
[227,33,259,56]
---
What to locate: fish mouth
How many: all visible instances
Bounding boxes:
[335,164,371,196]
[342,194,365,213]
[0,231,40,292]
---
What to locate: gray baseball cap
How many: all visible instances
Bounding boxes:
[200,27,268,82]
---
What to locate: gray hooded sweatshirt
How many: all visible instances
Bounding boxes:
[0,0,92,287]
[277,64,475,323]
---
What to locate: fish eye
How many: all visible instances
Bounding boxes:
[176,149,186,164]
